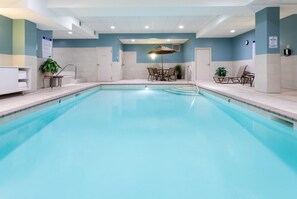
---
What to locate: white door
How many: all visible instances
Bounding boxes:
[97,47,112,81]
[195,48,211,81]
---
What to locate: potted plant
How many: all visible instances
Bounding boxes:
[175,64,182,79]
[39,57,61,77]
[215,67,227,77]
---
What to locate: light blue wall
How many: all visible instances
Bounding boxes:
[37,29,53,58]
[25,20,37,56]
[124,44,183,63]
[280,14,297,56]
[183,39,193,62]
[256,7,280,55]
[0,15,12,54]
[13,19,37,56]
[232,30,255,61]
[54,33,235,62]
[54,33,194,62]
[193,38,233,61]
[53,25,297,62]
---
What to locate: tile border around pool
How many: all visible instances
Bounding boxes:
[99,83,193,90]
[198,87,297,129]
[0,83,195,125]
[0,84,101,124]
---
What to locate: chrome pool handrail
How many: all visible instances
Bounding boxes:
[56,64,78,79]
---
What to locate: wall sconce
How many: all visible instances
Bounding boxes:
[284,44,291,56]
[150,53,156,60]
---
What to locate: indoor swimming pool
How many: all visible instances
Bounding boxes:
[0,86,297,199]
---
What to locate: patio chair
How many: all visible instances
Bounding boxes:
[147,67,159,81]
[241,71,255,86]
[165,67,176,81]
[213,65,248,84]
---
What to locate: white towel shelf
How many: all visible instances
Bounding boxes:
[0,67,31,95]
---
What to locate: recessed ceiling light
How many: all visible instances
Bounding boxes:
[230,29,235,33]
[68,31,72,34]
[145,26,149,29]
[179,25,184,29]
[131,39,135,42]
[167,39,171,42]
[110,26,115,29]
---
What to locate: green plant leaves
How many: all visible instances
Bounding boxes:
[215,67,227,77]
[39,57,61,74]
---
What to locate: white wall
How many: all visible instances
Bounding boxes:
[255,54,281,93]
[0,54,12,66]
[122,51,184,80]
[281,55,297,90]
[112,49,123,81]
[37,58,47,89]
[210,61,234,77]
[53,47,124,82]
[51,48,297,91]
[233,59,255,75]
[183,61,194,81]
[53,48,97,82]
[13,55,37,91]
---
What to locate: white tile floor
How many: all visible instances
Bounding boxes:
[0,80,297,123]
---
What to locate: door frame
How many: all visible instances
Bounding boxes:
[194,48,211,81]
[96,47,113,82]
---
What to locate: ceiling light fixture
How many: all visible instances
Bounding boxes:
[110,26,115,29]
[145,26,149,29]
[68,31,72,34]
[167,39,171,42]
[179,25,184,29]
[131,39,135,42]
[230,29,235,33]
[150,53,156,60]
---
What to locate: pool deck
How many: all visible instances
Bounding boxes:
[0,80,297,123]
[197,81,297,122]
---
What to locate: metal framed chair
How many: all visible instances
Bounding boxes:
[165,67,176,81]
[147,68,159,81]
[213,65,248,84]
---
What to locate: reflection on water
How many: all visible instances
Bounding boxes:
[0,90,97,160]
[1,89,297,199]
[204,92,297,172]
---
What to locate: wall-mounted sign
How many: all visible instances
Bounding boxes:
[252,41,256,59]
[42,36,53,58]
[269,36,278,48]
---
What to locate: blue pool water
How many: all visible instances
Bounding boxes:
[0,88,297,199]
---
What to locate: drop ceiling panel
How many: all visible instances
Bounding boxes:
[120,39,188,44]
[47,0,254,7]
[2,0,297,39]
[79,16,219,34]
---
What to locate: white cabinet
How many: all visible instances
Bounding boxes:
[18,68,30,91]
[0,67,31,95]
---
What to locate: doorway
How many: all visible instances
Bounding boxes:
[97,47,112,81]
[195,48,211,81]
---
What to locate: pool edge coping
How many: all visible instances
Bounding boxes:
[197,84,297,128]
[0,83,196,123]
[0,83,101,119]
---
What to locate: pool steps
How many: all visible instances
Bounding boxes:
[164,86,199,96]
[61,76,86,85]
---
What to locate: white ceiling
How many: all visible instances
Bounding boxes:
[120,39,189,45]
[1,0,297,41]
